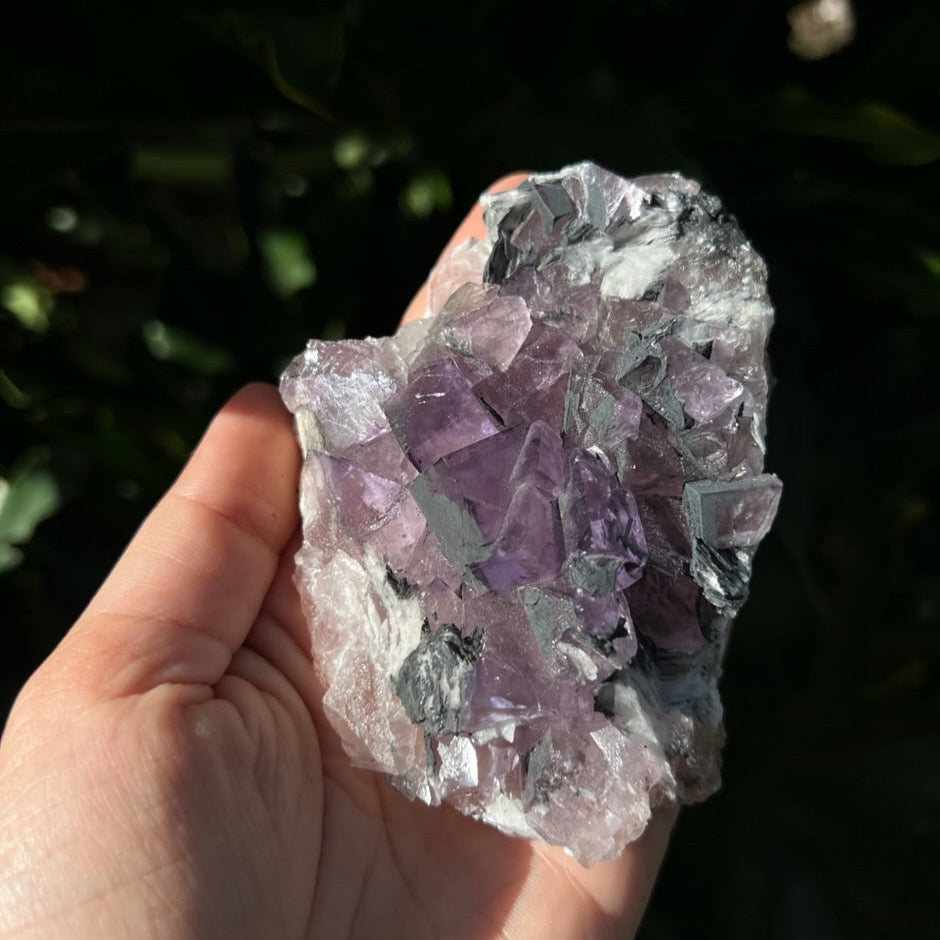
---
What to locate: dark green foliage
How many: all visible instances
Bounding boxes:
[1,1,937,935]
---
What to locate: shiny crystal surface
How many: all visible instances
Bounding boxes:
[280,162,781,865]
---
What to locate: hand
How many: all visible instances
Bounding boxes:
[0,178,675,940]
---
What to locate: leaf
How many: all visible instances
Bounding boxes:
[777,89,940,165]
[258,228,317,298]
[400,170,453,219]
[141,321,235,376]
[1,280,52,333]
[132,147,232,186]
[187,10,349,119]
[0,457,60,573]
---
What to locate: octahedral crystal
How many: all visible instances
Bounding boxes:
[280,161,781,866]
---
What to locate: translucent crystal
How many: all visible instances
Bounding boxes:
[280,161,781,866]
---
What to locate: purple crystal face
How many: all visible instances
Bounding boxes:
[281,161,781,866]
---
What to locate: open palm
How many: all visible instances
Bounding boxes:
[1,177,673,938]
[0,384,672,940]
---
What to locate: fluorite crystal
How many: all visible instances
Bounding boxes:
[280,162,781,865]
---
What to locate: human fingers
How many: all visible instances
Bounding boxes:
[60,383,300,700]
[399,171,529,328]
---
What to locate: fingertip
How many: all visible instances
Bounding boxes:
[218,382,291,425]
[195,382,297,470]
[484,171,530,195]
[179,382,298,497]
[399,170,530,328]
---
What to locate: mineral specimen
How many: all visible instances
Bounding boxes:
[280,161,781,866]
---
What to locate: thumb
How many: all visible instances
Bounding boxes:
[54,383,300,702]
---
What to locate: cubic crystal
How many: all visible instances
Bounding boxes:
[281,161,781,865]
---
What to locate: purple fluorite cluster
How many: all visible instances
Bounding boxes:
[280,162,781,865]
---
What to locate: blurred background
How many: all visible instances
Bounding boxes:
[1,0,937,936]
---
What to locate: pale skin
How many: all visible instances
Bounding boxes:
[0,175,675,939]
